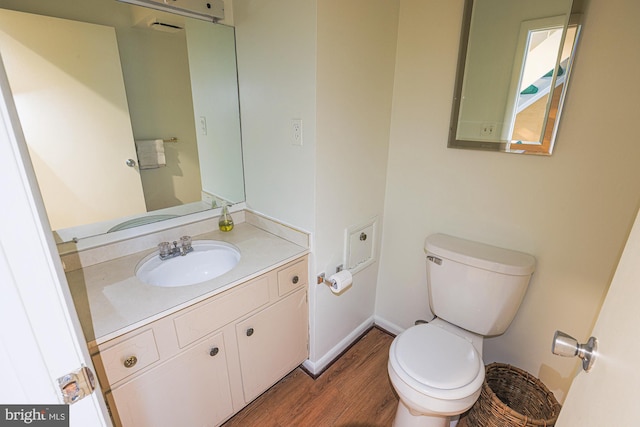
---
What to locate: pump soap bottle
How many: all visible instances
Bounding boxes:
[218,204,234,232]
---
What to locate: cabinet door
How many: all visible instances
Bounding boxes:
[236,289,308,402]
[110,332,233,427]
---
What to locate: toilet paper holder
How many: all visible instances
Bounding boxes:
[317,264,344,285]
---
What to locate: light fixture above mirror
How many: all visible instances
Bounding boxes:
[117,0,225,22]
[448,0,582,155]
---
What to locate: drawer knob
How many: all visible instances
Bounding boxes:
[246,327,254,337]
[123,355,138,369]
[209,347,219,357]
[292,275,299,284]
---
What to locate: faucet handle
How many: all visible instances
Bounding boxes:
[180,236,192,248]
[158,241,171,257]
[180,236,193,255]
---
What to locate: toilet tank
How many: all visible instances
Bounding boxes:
[425,234,535,336]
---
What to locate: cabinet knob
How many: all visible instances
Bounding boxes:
[209,347,219,357]
[292,275,299,284]
[246,327,254,337]
[123,355,138,368]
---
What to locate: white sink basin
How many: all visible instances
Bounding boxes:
[136,240,241,287]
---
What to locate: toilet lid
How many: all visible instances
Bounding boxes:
[394,324,481,390]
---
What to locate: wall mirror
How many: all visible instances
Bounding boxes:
[448,0,582,155]
[0,0,244,243]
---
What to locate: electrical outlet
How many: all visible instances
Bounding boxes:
[480,122,496,137]
[291,119,303,146]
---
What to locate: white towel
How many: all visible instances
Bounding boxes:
[135,139,166,169]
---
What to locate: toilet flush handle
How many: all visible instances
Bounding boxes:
[552,330,598,372]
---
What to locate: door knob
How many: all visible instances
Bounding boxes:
[552,330,598,372]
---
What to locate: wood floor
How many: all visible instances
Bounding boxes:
[222,327,399,427]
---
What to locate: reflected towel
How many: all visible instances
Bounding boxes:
[135,139,166,169]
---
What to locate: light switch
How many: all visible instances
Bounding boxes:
[199,116,208,135]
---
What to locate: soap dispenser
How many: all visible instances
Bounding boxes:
[218,204,234,232]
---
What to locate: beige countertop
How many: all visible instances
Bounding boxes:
[66,222,308,346]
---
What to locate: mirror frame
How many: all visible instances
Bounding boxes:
[448,0,582,155]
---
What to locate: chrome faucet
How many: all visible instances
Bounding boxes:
[158,236,193,260]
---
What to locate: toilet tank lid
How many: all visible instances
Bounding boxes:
[425,234,535,276]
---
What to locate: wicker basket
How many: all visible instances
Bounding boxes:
[465,363,561,427]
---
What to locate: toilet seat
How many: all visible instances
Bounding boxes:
[389,323,484,401]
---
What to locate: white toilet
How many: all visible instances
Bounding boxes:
[388,233,535,427]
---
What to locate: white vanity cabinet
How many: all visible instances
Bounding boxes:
[91,255,308,427]
[236,288,308,402]
[107,331,234,427]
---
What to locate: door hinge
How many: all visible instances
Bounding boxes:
[57,365,96,404]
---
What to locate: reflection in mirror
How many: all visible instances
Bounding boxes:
[449,0,582,155]
[0,0,244,242]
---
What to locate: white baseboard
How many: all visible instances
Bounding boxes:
[302,316,375,376]
[373,315,405,336]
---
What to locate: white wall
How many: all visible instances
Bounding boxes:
[377,0,640,401]
[312,0,399,368]
[235,0,399,373]
[234,0,317,232]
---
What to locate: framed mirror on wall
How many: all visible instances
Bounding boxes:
[448,0,583,155]
[0,0,245,243]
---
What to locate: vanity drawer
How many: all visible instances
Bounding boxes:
[277,258,308,296]
[174,275,270,348]
[95,329,159,385]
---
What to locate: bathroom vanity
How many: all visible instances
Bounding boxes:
[64,220,309,426]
